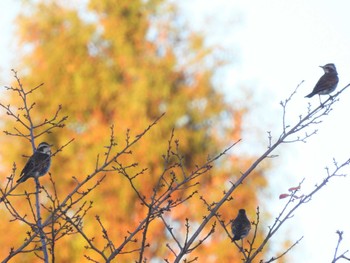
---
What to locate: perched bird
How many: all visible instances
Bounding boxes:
[17,142,52,183]
[231,209,251,241]
[305,63,339,98]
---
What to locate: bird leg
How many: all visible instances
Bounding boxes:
[318,95,324,108]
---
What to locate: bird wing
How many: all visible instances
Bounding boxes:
[312,74,339,93]
[23,156,35,175]
[18,155,36,180]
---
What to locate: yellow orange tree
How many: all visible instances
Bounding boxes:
[0,0,275,262]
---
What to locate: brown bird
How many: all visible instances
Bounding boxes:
[17,142,51,183]
[231,209,251,241]
[305,63,339,98]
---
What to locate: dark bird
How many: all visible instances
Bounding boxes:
[305,63,339,98]
[231,209,251,241]
[17,142,51,183]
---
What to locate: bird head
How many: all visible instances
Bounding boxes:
[320,63,337,74]
[238,209,246,214]
[36,142,51,154]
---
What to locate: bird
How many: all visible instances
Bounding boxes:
[17,142,52,183]
[305,63,339,98]
[231,209,251,241]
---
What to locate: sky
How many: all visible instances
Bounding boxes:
[1,0,350,262]
[178,1,350,261]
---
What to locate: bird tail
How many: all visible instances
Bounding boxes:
[17,175,28,184]
[232,236,240,241]
[305,92,314,98]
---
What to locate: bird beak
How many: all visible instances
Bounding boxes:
[319,65,324,68]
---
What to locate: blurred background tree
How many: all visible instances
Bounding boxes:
[0,0,269,261]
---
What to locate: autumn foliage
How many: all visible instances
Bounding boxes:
[0,0,268,262]
[2,1,350,262]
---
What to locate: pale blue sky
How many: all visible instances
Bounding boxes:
[1,0,350,262]
[177,2,350,261]
[0,0,21,83]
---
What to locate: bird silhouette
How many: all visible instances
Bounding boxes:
[305,63,339,98]
[17,142,51,183]
[231,209,251,241]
